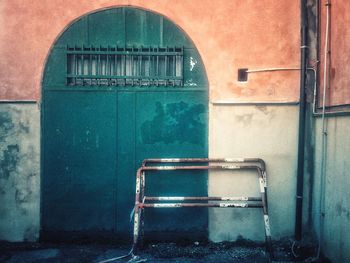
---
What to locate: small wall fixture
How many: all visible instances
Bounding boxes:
[238,68,248,82]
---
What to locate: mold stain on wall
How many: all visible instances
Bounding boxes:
[141,101,206,145]
[0,104,40,242]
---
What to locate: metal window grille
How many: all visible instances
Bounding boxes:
[66,46,183,86]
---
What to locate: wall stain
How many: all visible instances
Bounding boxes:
[335,202,343,216]
[335,201,350,220]
[0,144,19,180]
[255,106,269,115]
[15,188,32,204]
[0,185,5,195]
[141,101,205,144]
[0,112,15,141]
[19,121,30,134]
[235,113,253,126]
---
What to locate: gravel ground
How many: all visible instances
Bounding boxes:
[0,240,330,263]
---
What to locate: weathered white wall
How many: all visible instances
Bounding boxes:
[313,116,350,263]
[0,103,40,241]
[209,104,299,241]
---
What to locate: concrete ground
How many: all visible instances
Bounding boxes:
[0,240,329,263]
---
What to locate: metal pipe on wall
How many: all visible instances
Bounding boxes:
[317,0,331,258]
[295,0,308,241]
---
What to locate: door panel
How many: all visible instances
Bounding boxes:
[42,91,117,232]
[135,91,208,233]
[88,8,126,46]
[116,92,136,234]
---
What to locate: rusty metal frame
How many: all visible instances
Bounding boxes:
[141,157,266,170]
[99,158,273,263]
[130,158,273,261]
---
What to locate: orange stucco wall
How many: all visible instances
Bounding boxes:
[0,0,300,102]
[319,0,350,107]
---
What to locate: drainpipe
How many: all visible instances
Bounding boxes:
[295,0,308,241]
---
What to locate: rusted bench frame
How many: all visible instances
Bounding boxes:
[130,158,273,261]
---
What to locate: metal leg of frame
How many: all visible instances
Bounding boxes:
[132,170,142,255]
[140,171,146,248]
[259,169,274,260]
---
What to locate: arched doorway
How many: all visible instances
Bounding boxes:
[41,7,208,240]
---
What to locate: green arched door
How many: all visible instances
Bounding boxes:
[42,7,208,240]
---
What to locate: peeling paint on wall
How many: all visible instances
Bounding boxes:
[0,104,40,242]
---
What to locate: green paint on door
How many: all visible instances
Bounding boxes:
[141,101,206,144]
[42,7,208,240]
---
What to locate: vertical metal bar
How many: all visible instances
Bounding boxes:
[132,168,142,254]
[148,48,151,85]
[123,47,126,76]
[141,171,146,207]
[98,49,101,85]
[181,47,184,86]
[81,44,84,85]
[165,47,168,86]
[151,50,154,85]
[81,54,84,74]
[94,54,97,85]
[139,48,142,84]
[172,51,175,77]
[156,48,159,86]
[66,45,68,85]
[131,47,134,86]
[77,47,81,84]
[81,53,85,85]
[173,52,176,86]
[258,168,274,259]
[89,49,92,86]
[136,46,142,85]
[180,46,185,86]
[87,53,90,85]
[74,49,77,85]
[114,53,117,86]
[123,47,126,86]
[107,46,110,75]
[140,171,146,247]
[71,54,77,85]
[115,53,117,76]
[107,47,110,85]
